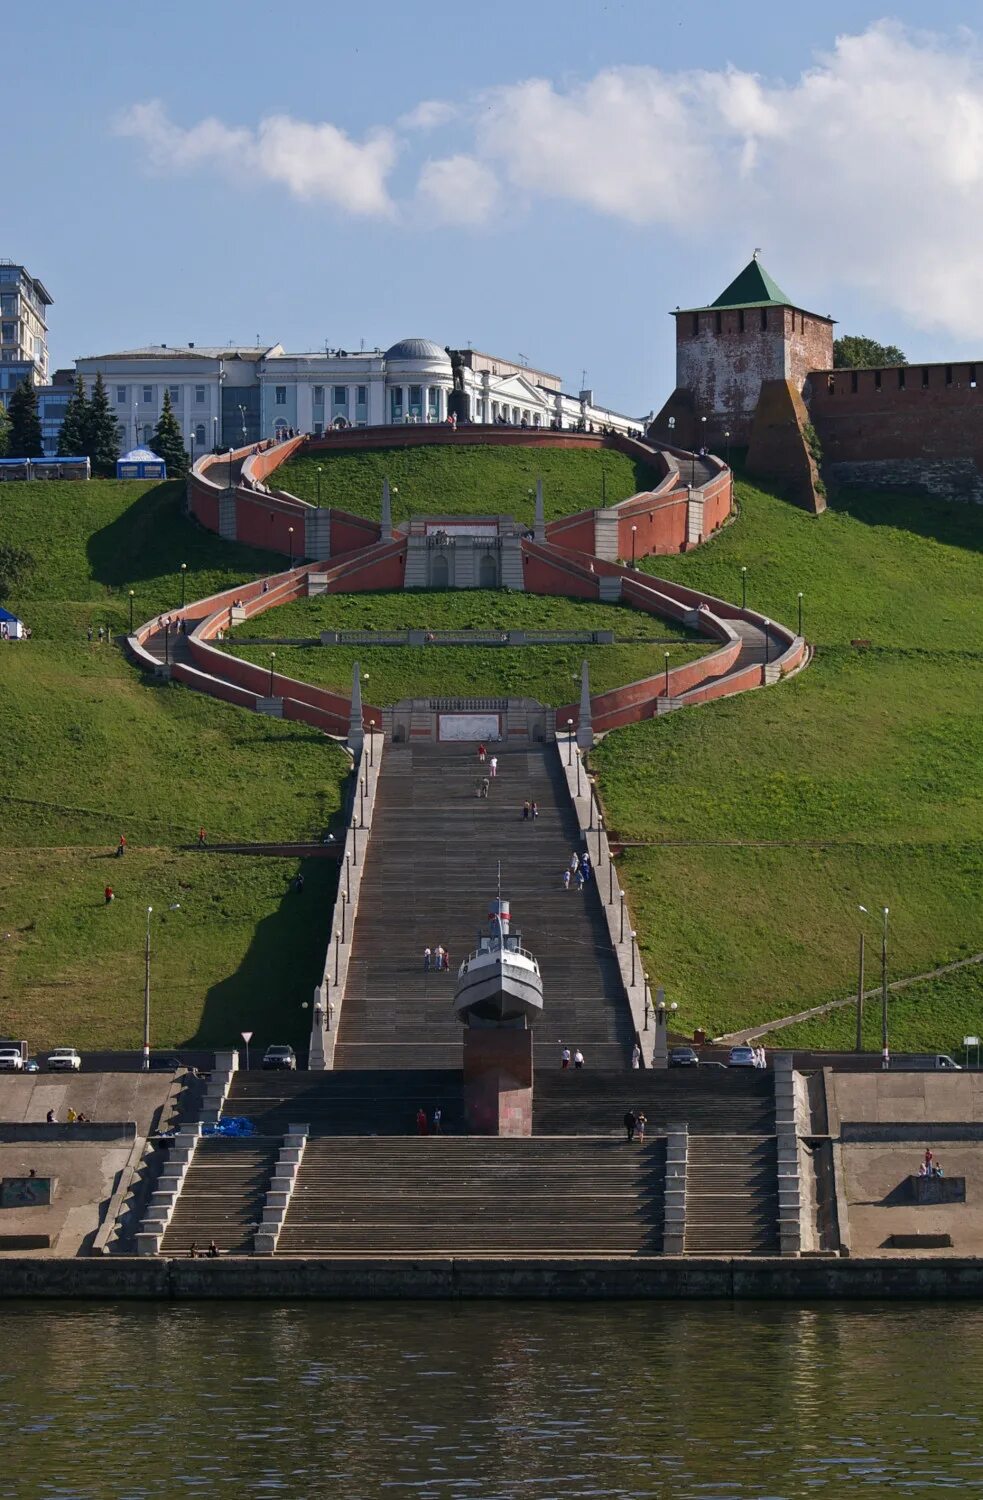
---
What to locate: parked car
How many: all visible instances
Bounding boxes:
[0,1049,24,1073]
[669,1046,700,1068]
[46,1048,82,1073]
[262,1045,297,1072]
[727,1045,757,1068]
[897,1053,963,1071]
[24,1058,40,1074]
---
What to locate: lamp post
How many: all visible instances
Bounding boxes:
[143,903,180,1070]
[163,622,170,664]
[316,465,323,509]
[180,562,187,610]
[595,815,603,865]
[128,590,135,633]
[725,429,731,468]
[880,905,890,1069]
[797,591,804,637]
[345,853,351,902]
[856,906,867,1052]
[608,855,615,905]
[630,932,638,987]
[334,931,340,986]
[238,403,247,443]
[619,889,626,943]
[644,974,651,1030]
[212,415,218,451]
[227,447,234,496]
[268,651,276,697]
[366,718,375,767]
[667,415,675,446]
[630,524,637,569]
[763,620,771,666]
[288,526,294,565]
[741,566,747,610]
[340,890,348,944]
[664,651,670,696]
[359,777,365,827]
[566,719,574,766]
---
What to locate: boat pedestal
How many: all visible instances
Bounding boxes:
[462,1027,534,1137]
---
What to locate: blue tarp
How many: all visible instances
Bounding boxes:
[201,1117,256,1138]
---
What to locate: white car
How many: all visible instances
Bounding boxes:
[46,1048,82,1073]
[0,1049,24,1072]
[728,1045,758,1068]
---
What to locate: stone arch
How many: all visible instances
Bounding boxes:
[479,552,498,588]
[431,553,450,587]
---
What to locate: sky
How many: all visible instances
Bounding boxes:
[8,0,983,415]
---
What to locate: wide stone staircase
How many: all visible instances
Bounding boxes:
[159,1136,281,1254]
[276,1136,666,1256]
[336,741,633,1070]
[532,1069,776,1135]
[223,1069,466,1137]
[684,1136,781,1255]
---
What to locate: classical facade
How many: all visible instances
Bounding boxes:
[74,337,645,457]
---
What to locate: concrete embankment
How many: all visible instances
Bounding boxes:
[1,1256,983,1301]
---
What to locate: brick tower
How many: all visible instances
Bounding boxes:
[650,255,834,450]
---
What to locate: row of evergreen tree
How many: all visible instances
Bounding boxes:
[0,375,190,477]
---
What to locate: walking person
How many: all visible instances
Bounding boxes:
[416,1108,429,1136]
[522,801,530,820]
[489,755,498,778]
[197,827,207,847]
[432,1107,442,1136]
[481,777,490,799]
[573,1048,585,1069]
[636,1112,648,1144]
[623,1109,637,1143]
[570,852,579,872]
[531,801,539,820]
[575,867,585,893]
[561,1046,571,1070]
[104,885,114,904]
[115,834,127,858]
[423,946,431,972]
[631,1043,641,1069]
[562,868,571,891]
[477,744,487,764]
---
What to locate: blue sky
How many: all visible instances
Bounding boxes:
[8,1,983,414]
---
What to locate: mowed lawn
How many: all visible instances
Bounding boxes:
[593,481,983,1042]
[0,480,348,1052]
[222,589,707,705]
[774,964,983,1058]
[275,443,658,525]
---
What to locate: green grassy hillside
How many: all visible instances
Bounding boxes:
[275,444,657,524]
[773,965,983,1057]
[594,482,983,1041]
[0,480,348,1052]
[222,589,708,706]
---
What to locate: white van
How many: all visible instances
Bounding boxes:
[900,1054,963,1071]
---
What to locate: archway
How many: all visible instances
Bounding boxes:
[478,552,498,588]
[431,553,450,587]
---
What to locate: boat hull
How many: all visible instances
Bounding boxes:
[454,955,543,1025]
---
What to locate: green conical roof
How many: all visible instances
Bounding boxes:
[712,256,791,308]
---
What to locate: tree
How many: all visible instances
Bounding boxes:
[86,372,120,476]
[7,378,44,458]
[150,388,189,477]
[57,374,90,457]
[833,335,908,369]
[0,400,9,458]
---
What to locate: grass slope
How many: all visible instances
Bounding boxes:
[594,482,983,1042]
[222,589,707,706]
[276,444,657,525]
[774,965,983,1058]
[0,480,348,1052]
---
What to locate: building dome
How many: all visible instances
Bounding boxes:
[385,338,451,363]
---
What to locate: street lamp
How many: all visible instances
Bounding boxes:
[664,651,670,696]
[316,465,323,509]
[268,651,276,697]
[288,526,295,565]
[725,429,731,468]
[238,403,247,443]
[630,932,638,987]
[128,590,135,633]
[340,890,348,944]
[163,621,170,664]
[227,447,234,496]
[619,889,626,943]
[595,814,603,865]
[797,591,804,637]
[741,566,747,610]
[334,930,340,986]
[212,415,218,451]
[630,524,637,569]
[143,903,180,1070]
[644,974,650,1030]
[763,619,771,666]
[345,853,351,902]
[180,562,187,610]
[856,906,867,1052]
[566,719,574,766]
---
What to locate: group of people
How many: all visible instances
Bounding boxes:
[46,1108,90,1124]
[156,614,187,634]
[562,850,593,892]
[521,802,539,820]
[623,1109,649,1143]
[423,945,452,972]
[85,625,111,644]
[476,746,498,775]
[188,1241,221,1257]
[560,1046,585,1069]
[416,1107,443,1135]
[918,1147,945,1179]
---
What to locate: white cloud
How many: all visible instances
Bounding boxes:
[399,99,457,131]
[416,154,500,226]
[116,100,398,217]
[116,26,983,336]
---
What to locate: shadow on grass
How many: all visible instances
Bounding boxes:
[188,856,339,1056]
[827,488,983,554]
[86,481,285,588]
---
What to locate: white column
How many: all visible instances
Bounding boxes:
[296,383,314,435]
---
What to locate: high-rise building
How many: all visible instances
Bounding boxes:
[0,261,52,384]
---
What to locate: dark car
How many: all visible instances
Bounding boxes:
[262,1045,297,1072]
[669,1046,700,1068]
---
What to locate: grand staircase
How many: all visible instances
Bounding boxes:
[336,741,633,1070]
[684,1136,781,1255]
[224,1069,466,1136]
[533,1069,776,1135]
[159,1136,280,1254]
[276,1136,666,1256]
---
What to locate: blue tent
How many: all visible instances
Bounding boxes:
[0,606,25,640]
[117,447,166,480]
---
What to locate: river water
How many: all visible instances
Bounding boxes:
[1,1300,981,1498]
